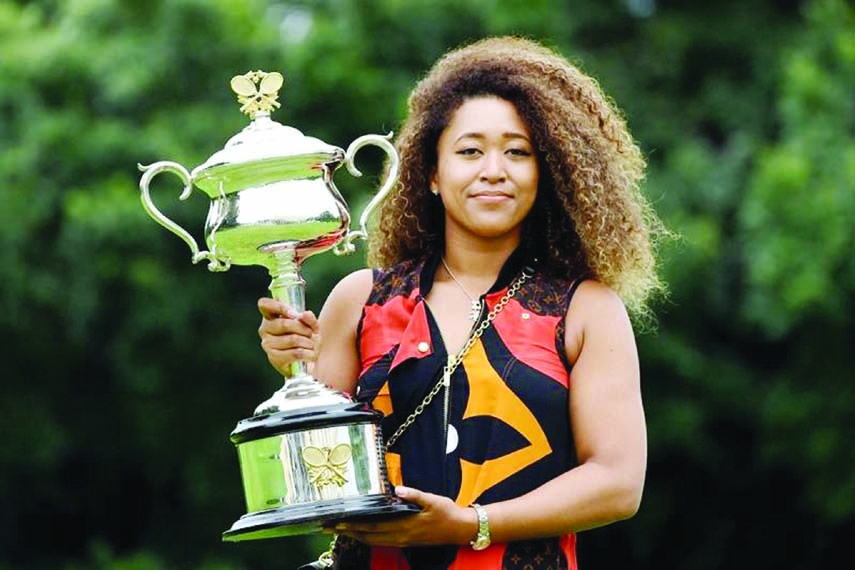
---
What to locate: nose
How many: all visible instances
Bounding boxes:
[480,150,506,183]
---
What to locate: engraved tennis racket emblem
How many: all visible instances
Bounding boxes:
[301,444,353,489]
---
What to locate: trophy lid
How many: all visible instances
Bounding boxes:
[192,70,344,188]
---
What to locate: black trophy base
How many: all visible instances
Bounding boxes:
[222,494,420,542]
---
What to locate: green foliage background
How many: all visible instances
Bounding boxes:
[0,0,852,568]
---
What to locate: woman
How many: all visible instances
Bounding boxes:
[259,36,667,569]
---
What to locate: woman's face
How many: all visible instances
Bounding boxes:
[431,96,539,245]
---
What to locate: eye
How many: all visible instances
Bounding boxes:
[507,147,533,157]
[456,147,482,156]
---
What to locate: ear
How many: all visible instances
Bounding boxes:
[430,169,439,195]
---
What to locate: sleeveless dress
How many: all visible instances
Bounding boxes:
[334,250,582,570]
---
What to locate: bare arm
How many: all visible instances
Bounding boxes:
[484,279,647,541]
[312,269,374,395]
[334,280,647,546]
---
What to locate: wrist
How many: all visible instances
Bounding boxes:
[469,503,491,550]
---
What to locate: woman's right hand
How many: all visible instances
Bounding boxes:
[257,298,321,377]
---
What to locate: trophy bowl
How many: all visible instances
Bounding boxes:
[137,70,419,541]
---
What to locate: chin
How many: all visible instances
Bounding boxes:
[468,223,522,240]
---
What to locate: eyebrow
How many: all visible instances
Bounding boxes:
[455,132,532,143]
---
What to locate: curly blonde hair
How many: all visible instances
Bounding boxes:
[368,35,668,318]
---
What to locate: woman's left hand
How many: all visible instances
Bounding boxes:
[327,486,476,547]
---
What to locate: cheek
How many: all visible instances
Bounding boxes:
[519,168,540,199]
[529,163,540,187]
[521,193,538,219]
[435,162,471,189]
[520,173,540,213]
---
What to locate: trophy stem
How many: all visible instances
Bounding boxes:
[254,246,350,416]
[267,247,310,382]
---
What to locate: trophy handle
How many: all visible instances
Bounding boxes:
[137,161,230,272]
[333,132,399,255]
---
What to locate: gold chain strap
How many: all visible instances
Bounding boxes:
[385,270,529,450]
[309,535,337,569]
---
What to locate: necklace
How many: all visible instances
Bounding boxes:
[441,257,483,321]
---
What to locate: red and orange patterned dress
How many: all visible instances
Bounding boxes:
[334,251,582,570]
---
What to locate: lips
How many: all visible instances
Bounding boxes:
[470,189,513,198]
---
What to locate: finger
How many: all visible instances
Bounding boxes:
[260,323,316,360]
[260,330,316,352]
[267,348,316,367]
[394,486,433,508]
[296,310,320,333]
[259,314,316,338]
[263,344,317,369]
[335,528,389,546]
[257,297,298,319]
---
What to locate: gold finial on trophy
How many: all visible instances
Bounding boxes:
[229,70,285,118]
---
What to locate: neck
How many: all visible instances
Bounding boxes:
[440,243,521,298]
[444,235,518,277]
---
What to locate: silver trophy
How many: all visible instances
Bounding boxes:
[137,70,417,541]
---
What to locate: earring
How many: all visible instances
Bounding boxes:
[431,187,439,196]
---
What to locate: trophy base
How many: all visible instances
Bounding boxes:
[226,400,420,542]
[222,494,420,541]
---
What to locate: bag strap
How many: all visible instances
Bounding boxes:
[300,535,337,569]
[385,269,530,450]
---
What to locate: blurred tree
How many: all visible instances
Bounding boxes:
[0,0,317,567]
[740,0,854,535]
[612,0,855,568]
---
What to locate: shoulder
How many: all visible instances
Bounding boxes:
[326,268,374,308]
[366,257,424,304]
[317,270,375,353]
[325,256,423,313]
[567,279,631,330]
[564,279,633,363]
[569,280,627,314]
